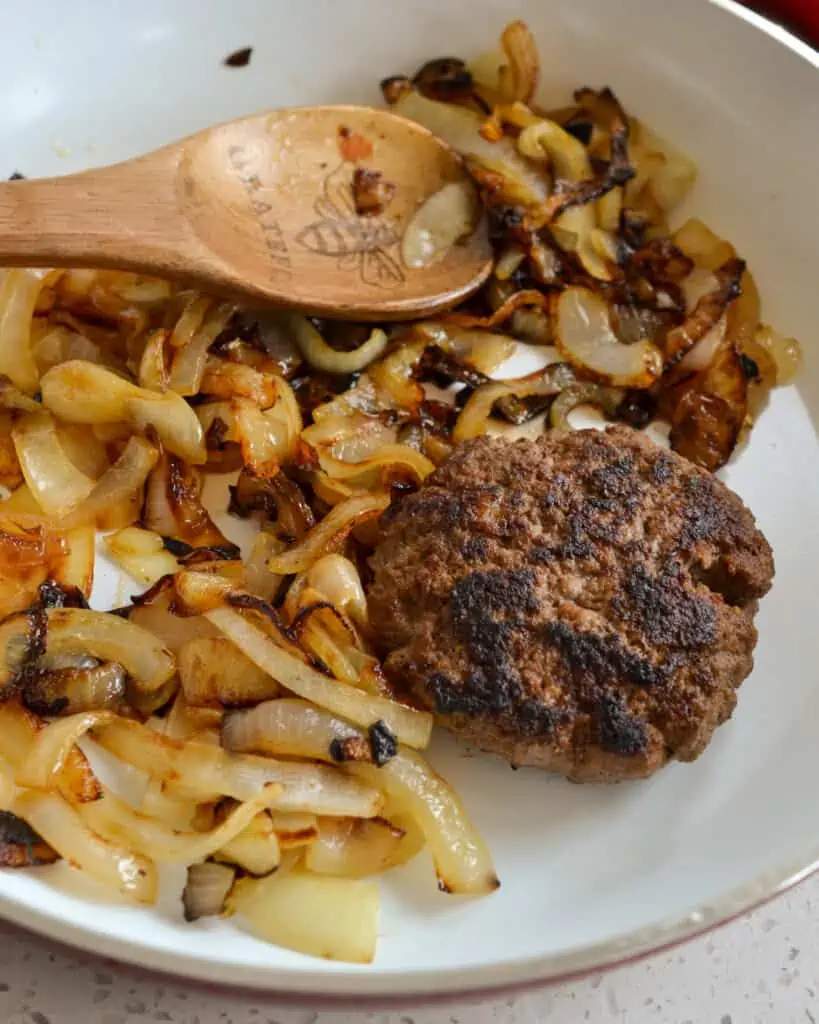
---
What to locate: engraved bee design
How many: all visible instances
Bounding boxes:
[295,162,405,288]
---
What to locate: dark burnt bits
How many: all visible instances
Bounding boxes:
[329,735,372,763]
[411,57,473,102]
[380,75,412,106]
[368,720,398,766]
[0,810,59,868]
[8,171,24,181]
[223,47,253,68]
[616,563,717,649]
[541,619,661,689]
[351,168,395,217]
[430,570,540,722]
[36,579,89,610]
[594,692,647,757]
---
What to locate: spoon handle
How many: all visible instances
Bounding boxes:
[0,153,195,278]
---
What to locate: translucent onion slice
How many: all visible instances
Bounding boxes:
[402,181,479,269]
[0,608,176,695]
[12,789,157,903]
[23,661,126,715]
[280,314,388,375]
[215,809,281,876]
[12,412,96,516]
[222,698,364,763]
[0,701,100,804]
[182,861,236,921]
[205,607,432,749]
[79,786,282,864]
[127,588,219,656]
[178,636,282,707]
[306,555,368,629]
[168,302,236,395]
[553,286,663,387]
[265,492,390,576]
[231,869,378,964]
[350,751,499,895]
[304,816,419,878]
[393,91,548,205]
[39,360,206,464]
[137,328,170,392]
[0,269,59,393]
[90,717,383,817]
[104,527,179,586]
[269,811,319,849]
[17,709,116,791]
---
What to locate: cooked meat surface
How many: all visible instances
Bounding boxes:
[368,426,774,782]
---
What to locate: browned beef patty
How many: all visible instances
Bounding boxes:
[367,426,774,782]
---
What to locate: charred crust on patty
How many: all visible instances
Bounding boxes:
[368,426,774,782]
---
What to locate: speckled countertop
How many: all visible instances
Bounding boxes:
[2,875,818,1024]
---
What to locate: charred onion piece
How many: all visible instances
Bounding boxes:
[663,258,746,370]
[667,338,748,471]
[351,169,396,217]
[412,57,473,101]
[0,808,60,867]
[183,860,237,921]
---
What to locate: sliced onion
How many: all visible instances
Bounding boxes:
[750,323,802,385]
[302,415,434,484]
[169,294,212,349]
[215,807,281,875]
[306,555,368,629]
[280,314,388,375]
[553,286,663,387]
[304,816,418,878]
[90,717,383,817]
[231,868,379,964]
[350,750,499,895]
[0,269,58,393]
[550,382,625,430]
[266,493,390,575]
[200,357,279,408]
[498,19,539,103]
[12,789,157,903]
[269,811,319,849]
[0,377,42,414]
[60,437,157,531]
[231,399,286,478]
[137,328,170,392]
[453,362,575,442]
[182,861,237,921]
[0,804,58,863]
[168,302,236,395]
[104,527,179,586]
[393,91,548,205]
[40,360,205,464]
[22,661,126,715]
[222,698,364,763]
[402,181,479,269]
[12,412,95,516]
[0,607,176,695]
[126,585,219,656]
[0,701,100,804]
[178,636,282,707]
[142,449,235,550]
[55,424,110,481]
[17,710,116,791]
[206,607,432,749]
[79,785,282,864]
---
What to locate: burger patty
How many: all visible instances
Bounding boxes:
[367,426,774,782]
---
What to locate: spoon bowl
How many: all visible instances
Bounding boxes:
[0,105,493,319]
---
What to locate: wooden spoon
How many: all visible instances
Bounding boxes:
[0,106,493,321]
